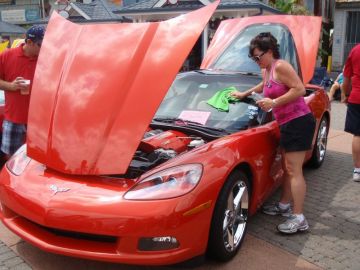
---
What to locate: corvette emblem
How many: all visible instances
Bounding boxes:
[49,184,70,195]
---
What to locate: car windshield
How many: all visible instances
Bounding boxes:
[154,71,267,133]
[209,24,299,74]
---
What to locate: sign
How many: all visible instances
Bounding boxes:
[0,9,40,22]
[25,9,40,21]
[178,110,211,125]
[1,9,26,23]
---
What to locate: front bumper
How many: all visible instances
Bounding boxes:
[0,161,214,265]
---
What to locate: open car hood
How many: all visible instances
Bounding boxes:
[201,15,322,84]
[27,1,218,175]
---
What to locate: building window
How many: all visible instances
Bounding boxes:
[344,11,360,61]
[346,11,360,44]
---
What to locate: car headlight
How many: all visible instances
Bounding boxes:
[6,144,31,176]
[124,164,203,200]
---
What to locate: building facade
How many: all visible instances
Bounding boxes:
[0,0,124,25]
[332,0,360,71]
[2,0,349,72]
[113,0,281,69]
[0,0,47,24]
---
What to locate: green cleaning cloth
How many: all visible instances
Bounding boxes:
[207,86,240,112]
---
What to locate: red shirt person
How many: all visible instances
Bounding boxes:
[0,25,45,158]
[342,44,360,181]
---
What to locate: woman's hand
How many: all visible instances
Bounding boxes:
[256,98,274,112]
[230,90,247,100]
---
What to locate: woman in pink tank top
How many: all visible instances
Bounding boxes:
[231,32,315,234]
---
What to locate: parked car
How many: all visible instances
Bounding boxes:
[0,2,329,266]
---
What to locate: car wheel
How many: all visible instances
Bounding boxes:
[207,170,250,262]
[308,116,329,168]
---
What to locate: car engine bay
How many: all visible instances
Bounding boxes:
[125,129,207,178]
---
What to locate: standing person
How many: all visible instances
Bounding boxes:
[341,44,360,182]
[0,25,45,159]
[230,32,316,234]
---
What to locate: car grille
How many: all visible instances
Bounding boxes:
[26,217,118,244]
[43,225,117,243]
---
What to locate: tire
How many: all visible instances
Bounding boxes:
[207,170,250,262]
[307,116,329,168]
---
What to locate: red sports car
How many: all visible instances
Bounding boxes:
[0,2,330,266]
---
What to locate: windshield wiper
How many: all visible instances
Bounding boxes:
[237,71,259,76]
[194,69,260,76]
[153,117,203,125]
[152,117,230,135]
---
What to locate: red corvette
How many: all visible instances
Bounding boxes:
[0,2,330,266]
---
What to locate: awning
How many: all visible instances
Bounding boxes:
[0,21,26,35]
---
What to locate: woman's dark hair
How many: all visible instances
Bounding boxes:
[249,32,280,59]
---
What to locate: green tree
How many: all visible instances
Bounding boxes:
[270,0,312,15]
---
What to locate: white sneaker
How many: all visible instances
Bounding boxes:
[277,215,309,234]
[353,171,360,182]
[262,202,292,217]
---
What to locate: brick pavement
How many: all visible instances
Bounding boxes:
[249,101,360,270]
[0,101,358,270]
[0,242,31,270]
[249,150,360,270]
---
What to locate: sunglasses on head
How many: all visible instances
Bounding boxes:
[249,51,266,62]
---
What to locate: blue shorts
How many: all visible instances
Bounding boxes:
[1,120,27,155]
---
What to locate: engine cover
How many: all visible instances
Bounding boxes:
[140,130,191,153]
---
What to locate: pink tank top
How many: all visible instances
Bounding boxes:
[263,61,310,125]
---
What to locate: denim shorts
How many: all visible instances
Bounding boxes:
[279,113,316,152]
[1,120,27,155]
[345,102,360,136]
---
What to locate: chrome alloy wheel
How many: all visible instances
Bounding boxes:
[223,180,249,252]
[316,118,328,163]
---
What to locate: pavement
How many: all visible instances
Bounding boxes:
[1,101,359,270]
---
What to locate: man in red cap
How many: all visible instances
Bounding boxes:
[0,25,45,159]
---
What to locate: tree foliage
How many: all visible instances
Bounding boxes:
[270,0,312,15]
